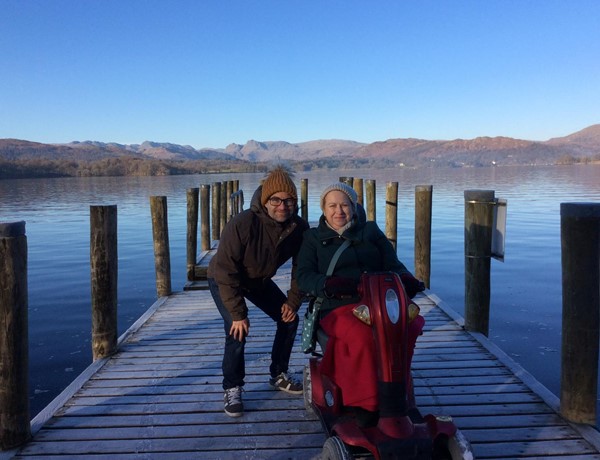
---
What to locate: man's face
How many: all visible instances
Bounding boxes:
[264,192,296,223]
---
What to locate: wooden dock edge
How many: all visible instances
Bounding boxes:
[424,291,600,451]
[0,296,171,460]
[184,241,218,290]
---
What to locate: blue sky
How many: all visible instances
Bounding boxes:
[1,1,599,149]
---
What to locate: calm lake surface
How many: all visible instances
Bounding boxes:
[1,165,599,419]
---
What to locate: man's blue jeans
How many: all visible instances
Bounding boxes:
[208,278,299,390]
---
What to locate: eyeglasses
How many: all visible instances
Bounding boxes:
[268,197,296,207]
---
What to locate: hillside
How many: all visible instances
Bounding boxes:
[1,124,599,178]
[223,139,365,162]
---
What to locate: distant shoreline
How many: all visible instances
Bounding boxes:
[2,124,600,179]
[1,157,599,180]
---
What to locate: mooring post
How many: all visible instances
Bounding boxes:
[415,185,433,288]
[150,196,172,297]
[212,182,221,241]
[0,221,31,450]
[230,189,244,217]
[366,179,376,222]
[464,189,495,336]
[301,178,308,222]
[226,181,234,223]
[353,178,364,207]
[200,184,211,251]
[90,205,118,361]
[231,181,239,216]
[186,188,199,281]
[219,181,227,237]
[385,181,399,251]
[560,203,600,424]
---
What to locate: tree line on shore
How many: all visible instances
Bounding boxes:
[0,157,269,179]
[1,152,598,180]
[0,156,394,180]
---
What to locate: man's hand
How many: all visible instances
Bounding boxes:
[230,318,250,341]
[281,303,297,323]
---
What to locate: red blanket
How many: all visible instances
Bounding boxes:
[319,304,424,411]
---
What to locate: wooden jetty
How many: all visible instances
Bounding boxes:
[3,254,600,459]
[2,182,600,459]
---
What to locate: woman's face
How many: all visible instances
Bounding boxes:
[323,190,354,230]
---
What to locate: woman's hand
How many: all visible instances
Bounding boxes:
[230,318,250,341]
[400,273,426,298]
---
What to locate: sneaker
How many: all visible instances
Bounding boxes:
[269,372,303,394]
[224,386,243,417]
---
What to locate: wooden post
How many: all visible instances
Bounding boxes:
[236,181,241,211]
[150,196,172,297]
[0,221,31,450]
[366,179,376,222]
[226,181,234,222]
[353,178,364,207]
[385,182,398,250]
[415,185,433,288]
[212,182,221,241]
[231,180,239,216]
[560,203,600,424]
[464,190,495,336]
[90,205,118,361]
[219,181,227,236]
[186,188,199,281]
[200,184,211,251]
[230,190,244,216]
[301,178,308,221]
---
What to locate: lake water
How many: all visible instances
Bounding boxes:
[1,165,599,420]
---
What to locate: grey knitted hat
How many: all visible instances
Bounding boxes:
[320,182,358,211]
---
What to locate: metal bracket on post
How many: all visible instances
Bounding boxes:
[492,198,507,262]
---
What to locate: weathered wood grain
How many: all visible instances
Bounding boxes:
[4,260,600,459]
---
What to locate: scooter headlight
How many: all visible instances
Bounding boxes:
[385,289,400,324]
[352,305,371,326]
[353,293,420,326]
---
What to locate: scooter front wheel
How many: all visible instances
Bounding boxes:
[433,430,475,460]
[321,436,352,460]
[303,365,315,416]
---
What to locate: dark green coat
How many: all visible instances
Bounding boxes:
[296,212,411,315]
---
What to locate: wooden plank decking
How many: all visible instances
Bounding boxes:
[3,263,600,459]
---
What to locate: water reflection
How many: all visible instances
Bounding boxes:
[1,165,599,418]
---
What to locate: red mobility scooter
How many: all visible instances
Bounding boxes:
[303,272,473,459]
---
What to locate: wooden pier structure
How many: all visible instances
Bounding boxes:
[3,253,600,458]
[2,180,600,459]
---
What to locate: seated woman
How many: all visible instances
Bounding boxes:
[296,182,425,420]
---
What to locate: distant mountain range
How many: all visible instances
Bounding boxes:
[2,124,600,169]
